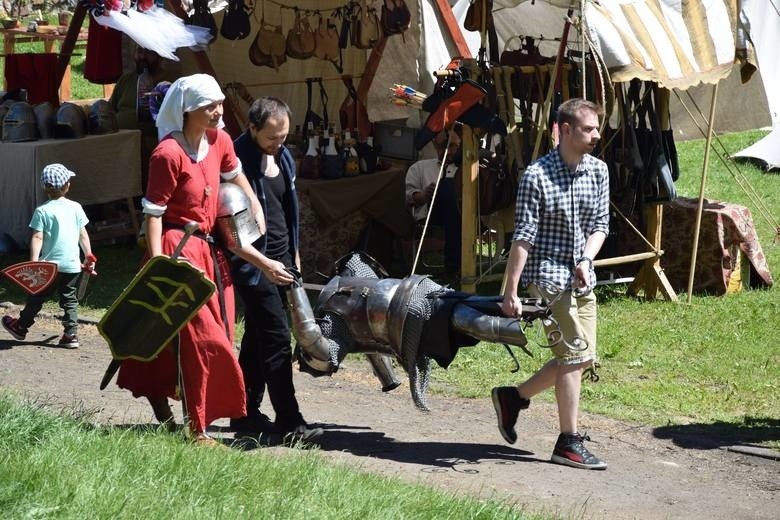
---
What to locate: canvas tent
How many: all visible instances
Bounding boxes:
[50,0,776,291]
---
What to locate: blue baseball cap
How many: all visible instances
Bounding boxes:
[41,163,75,189]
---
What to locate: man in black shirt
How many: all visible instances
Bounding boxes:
[231,97,321,442]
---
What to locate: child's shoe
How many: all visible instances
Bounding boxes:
[2,316,27,340]
[57,333,79,349]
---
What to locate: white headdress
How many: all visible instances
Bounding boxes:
[155,74,225,140]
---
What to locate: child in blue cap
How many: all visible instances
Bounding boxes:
[2,163,95,348]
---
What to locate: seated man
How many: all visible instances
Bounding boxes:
[405,130,462,277]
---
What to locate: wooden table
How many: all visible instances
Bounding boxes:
[0,130,142,246]
[1,26,92,101]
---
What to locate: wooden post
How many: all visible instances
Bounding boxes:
[627,204,677,301]
[55,2,86,96]
[431,0,473,58]
[686,82,719,303]
[460,125,479,292]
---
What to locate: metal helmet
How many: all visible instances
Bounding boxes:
[0,101,14,139]
[2,101,38,142]
[214,183,262,249]
[88,99,118,134]
[54,102,88,139]
[33,102,57,139]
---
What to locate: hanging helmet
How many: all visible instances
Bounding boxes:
[54,102,88,139]
[0,100,15,135]
[33,102,57,139]
[88,99,119,134]
[214,183,262,249]
[2,101,38,142]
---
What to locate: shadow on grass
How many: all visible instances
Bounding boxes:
[652,417,780,450]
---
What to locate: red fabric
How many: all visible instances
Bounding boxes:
[117,128,245,432]
[3,53,59,105]
[424,81,486,135]
[84,16,123,84]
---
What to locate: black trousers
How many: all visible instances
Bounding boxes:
[235,263,304,429]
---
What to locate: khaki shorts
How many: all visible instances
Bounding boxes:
[528,284,597,366]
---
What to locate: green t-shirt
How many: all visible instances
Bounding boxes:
[29,198,88,274]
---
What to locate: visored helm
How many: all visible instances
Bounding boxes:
[0,101,14,137]
[88,99,118,134]
[54,102,88,139]
[2,101,38,142]
[34,102,57,139]
[214,183,262,249]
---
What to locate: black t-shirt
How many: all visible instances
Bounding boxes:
[263,170,289,261]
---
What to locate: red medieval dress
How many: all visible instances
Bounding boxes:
[116,127,246,432]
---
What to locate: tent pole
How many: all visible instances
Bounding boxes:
[432,0,472,58]
[685,82,719,304]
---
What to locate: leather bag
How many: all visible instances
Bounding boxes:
[220,0,252,41]
[380,0,411,37]
[187,0,218,43]
[250,22,287,71]
[302,78,328,138]
[478,152,517,215]
[314,16,342,71]
[249,0,286,71]
[464,0,492,32]
[352,0,381,49]
[286,10,316,59]
[338,75,372,140]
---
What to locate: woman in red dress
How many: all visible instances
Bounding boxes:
[117,74,263,445]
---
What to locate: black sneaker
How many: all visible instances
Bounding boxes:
[491,386,530,444]
[551,432,608,470]
[2,316,27,340]
[57,334,79,349]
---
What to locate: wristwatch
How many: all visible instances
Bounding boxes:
[577,256,593,269]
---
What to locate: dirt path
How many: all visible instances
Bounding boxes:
[1,309,777,520]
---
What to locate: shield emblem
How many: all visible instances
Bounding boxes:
[1,261,58,295]
[98,256,216,362]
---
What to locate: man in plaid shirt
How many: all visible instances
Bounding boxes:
[492,99,610,470]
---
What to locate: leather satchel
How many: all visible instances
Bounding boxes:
[464,0,492,32]
[220,0,251,41]
[338,75,372,140]
[249,22,287,71]
[286,10,316,60]
[314,16,341,71]
[478,152,517,216]
[188,0,218,43]
[380,0,411,37]
[352,0,381,49]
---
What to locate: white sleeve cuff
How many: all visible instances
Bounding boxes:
[141,197,167,216]
[220,158,242,180]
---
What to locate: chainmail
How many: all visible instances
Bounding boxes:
[400,277,442,411]
[317,312,351,366]
[340,253,380,278]
[326,253,442,411]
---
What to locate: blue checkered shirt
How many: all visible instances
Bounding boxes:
[512,148,610,290]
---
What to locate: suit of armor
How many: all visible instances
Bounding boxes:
[287,253,558,410]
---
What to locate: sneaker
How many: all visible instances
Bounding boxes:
[551,432,608,470]
[57,334,79,349]
[2,316,27,340]
[491,386,530,444]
